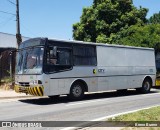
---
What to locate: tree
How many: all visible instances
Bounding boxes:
[110,24,160,48]
[148,11,160,24]
[73,0,148,43]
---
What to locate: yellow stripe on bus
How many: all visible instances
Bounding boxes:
[30,88,34,95]
[37,87,43,96]
[36,87,41,96]
[14,85,44,96]
[34,87,39,96]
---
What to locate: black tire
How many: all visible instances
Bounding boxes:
[48,95,60,100]
[69,82,84,100]
[138,79,151,94]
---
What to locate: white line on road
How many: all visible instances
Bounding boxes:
[91,104,160,121]
[66,99,109,106]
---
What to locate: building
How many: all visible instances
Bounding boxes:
[0,32,29,82]
[0,32,29,49]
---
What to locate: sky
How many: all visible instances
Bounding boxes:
[0,0,160,40]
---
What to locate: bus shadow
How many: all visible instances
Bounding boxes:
[19,89,159,105]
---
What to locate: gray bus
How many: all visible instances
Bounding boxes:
[15,38,156,100]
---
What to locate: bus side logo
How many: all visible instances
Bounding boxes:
[93,69,97,74]
[98,69,105,73]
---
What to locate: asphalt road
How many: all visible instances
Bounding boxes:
[0,88,160,128]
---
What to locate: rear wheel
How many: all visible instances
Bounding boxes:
[137,79,151,94]
[69,82,84,100]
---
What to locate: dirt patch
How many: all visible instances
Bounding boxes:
[0,83,14,90]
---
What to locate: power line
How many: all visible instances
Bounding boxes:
[0,10,16,16]
[0,15,15,28]
[6,0,16,6]
[21,23,37,37]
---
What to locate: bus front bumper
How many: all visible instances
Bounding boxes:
[14,85,44,96]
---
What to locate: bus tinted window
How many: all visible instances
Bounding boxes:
[19,39,45,49]
[73,46,97,66]
[45,47,72,73]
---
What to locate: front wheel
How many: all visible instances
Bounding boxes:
[69,82,84,100]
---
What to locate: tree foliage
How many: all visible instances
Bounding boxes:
[148,11,160,24]
[110,24,160,48]
[108,12,160,48]
[73,0,148,43]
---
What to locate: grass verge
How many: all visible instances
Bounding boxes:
[109,106,160,121]
[108,106,160,130]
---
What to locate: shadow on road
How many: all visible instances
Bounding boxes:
[19,89,159,106]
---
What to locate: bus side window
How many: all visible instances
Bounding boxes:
[73,45,97,66]
[45,47,72,73]
[57,49,71,65]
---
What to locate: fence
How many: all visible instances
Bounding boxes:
[0,49,16,85]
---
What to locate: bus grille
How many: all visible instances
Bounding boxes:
[19,82,30,87]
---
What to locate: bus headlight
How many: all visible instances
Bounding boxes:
[38,80,42,84]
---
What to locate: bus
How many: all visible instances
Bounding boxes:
[14,38,156,100]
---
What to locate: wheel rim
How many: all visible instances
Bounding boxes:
[143,81,150,91]
[72,85,82,97]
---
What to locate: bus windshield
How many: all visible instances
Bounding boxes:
[16,47,44,74]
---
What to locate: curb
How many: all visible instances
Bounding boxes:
[0,96,35,100]
[0,88,35,99]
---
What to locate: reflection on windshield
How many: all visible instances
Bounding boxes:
[16,47,44,74]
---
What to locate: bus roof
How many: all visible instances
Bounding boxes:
[24,37,154,51]
[48,38,154,51]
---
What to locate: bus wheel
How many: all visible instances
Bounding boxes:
[138,79,151,94]
[69,82,84,100]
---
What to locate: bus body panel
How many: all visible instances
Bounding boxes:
[47,44,156,95]
[48,66,98,96]
[96,46,156,91]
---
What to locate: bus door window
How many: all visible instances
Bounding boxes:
[47,47,57,65]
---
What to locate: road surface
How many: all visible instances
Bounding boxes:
[0,89,160,128]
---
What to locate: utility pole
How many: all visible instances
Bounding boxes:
[16,0,22,47]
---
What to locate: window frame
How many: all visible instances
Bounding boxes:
[44,45,73,74]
